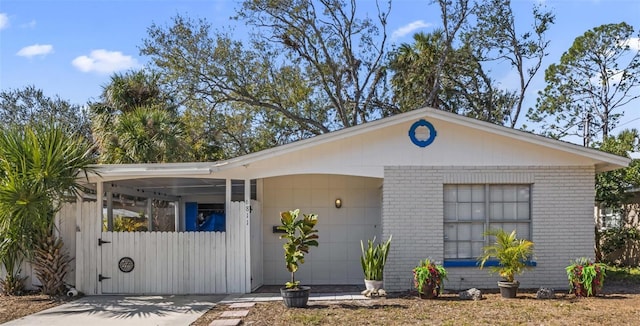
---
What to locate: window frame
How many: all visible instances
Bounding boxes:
[443,184,532,262]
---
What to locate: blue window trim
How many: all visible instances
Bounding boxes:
[443,259,537,268]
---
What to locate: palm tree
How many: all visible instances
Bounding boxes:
[388,31,513,124]
[389,31,446,112]
[106,106,186,163]
[0,123,95,295]
[90,70,190,163]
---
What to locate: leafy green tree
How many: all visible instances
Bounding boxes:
[141,0,392,156]
[530,22,640,146]
[389,0,552,126]
[466,0,554,128]
[596,129,640,213]
[594,129,640,262]
[0,124,95,295]
[420,0,472,110]
[0,86,91,139]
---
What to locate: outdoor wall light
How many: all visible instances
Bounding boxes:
[335,198,342,208]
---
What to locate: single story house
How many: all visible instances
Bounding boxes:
[20,107,630,295]
[596,187,640,266]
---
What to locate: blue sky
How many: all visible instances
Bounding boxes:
[0,0,639,134]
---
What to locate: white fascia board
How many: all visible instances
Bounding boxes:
[87,162,214,180]
[424,109,631,171]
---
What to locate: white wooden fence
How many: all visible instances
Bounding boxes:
[1,199,259,295]
[99,231,226,294]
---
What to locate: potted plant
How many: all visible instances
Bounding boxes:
[478,229,534,298]
[277,209,319,308]
[360,235,392,293]
[413,258,448,299]
[566,257,606,297]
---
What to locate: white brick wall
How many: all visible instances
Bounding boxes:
[382,166,595,292]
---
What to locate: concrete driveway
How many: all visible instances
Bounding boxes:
[2,295,226,326]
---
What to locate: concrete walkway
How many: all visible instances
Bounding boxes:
[2,295,226,326]
[2,289,367,326]
[221,291,367,303]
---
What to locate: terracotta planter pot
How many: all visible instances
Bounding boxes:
[418,283,439,299]
[572,281,601,297]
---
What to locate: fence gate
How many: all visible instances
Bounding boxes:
[99,231,227,294]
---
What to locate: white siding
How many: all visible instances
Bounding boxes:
[262,174,382,285]
[219,118,607,180]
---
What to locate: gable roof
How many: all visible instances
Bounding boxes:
[93,107,630,179]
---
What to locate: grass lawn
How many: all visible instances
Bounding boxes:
[195,289,640,325]
[0,294,72,324]
[239,292,640,325]
[193,267,640,326]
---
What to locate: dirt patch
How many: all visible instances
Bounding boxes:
[192,282,640,326]
[0,293,74,324]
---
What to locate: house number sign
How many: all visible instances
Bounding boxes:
[408,119,437,148]
[118,257,135,273]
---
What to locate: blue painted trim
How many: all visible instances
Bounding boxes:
[443,260,537,268]
[408,119,437,148]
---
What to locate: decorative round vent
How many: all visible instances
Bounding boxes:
[118,257,135,273]
[409,119,437,148]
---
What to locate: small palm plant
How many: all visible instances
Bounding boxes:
[478,229,534,283]
[278,209,319,289]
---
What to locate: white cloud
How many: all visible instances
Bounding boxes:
[16,44,53,58]
[21,20,36,29]
[0,13,9,30]
[72,49,140,74]
[392,20,432,40]
[626,37,640,51]
[616,37,640,51]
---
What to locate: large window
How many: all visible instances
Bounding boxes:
[444,184,531,260]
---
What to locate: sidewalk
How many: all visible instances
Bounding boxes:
[2,295,225,326]
[1,287,367,326]
[220,290,367,303]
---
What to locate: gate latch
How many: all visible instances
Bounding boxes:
[98,238,111,246]
[98,274,111,282]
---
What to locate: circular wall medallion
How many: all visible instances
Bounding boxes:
[408,119,437,147]
[118,257,135,273]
